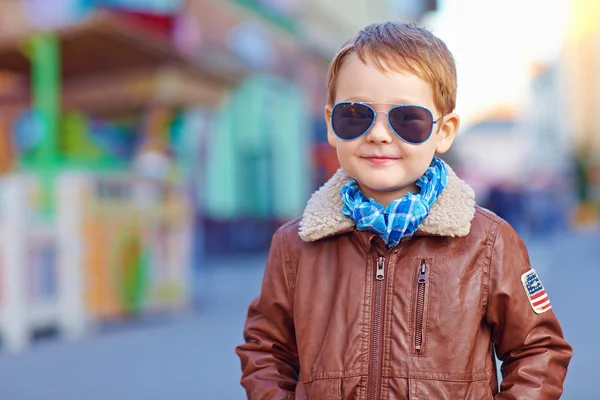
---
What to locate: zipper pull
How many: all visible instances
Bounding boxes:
[376,257,386,280]
[418,261,427,283]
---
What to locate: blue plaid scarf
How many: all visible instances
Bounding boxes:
[341,157,448,247]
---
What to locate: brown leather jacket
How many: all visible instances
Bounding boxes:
[236,166,572,399]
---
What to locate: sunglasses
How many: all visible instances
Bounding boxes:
[330,102,443,144]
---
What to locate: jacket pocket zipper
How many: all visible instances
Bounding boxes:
[415,260,427,352]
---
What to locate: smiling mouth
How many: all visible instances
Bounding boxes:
[363,157,398,165]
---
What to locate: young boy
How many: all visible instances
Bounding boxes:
[236,21,572,399]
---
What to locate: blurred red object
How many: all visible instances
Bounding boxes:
[313,143,339,181]
[101,8,176,38]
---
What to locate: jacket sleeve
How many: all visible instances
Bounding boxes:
[236,228,299,400]
[486,221,572,399]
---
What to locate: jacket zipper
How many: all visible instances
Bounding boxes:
[368,255,387,400]
[415,260,427,352]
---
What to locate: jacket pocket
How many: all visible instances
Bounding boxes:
[409,378,493,400]
[297,377,362,400]
[412,259,431,355]
[340,376,362,399]
[297,378,340,399]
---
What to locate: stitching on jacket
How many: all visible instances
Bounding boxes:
[483,220,503,317]
[475,207,502,315]
[475,207,502,224]
[390,254,398,368]
[360,251,372,377]
[384,252,398,374]
[349,229,371,254]
[409,379,418,398]
[408,258,415,357]
[392,370,493,381]
[302,371,364,383]
[280,225,296,308]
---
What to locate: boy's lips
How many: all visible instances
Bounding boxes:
[362,156,399,165]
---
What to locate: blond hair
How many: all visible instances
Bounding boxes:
[326,21,457,115]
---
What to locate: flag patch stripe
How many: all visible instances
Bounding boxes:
[530,290,546,300]
[533,297,549,307]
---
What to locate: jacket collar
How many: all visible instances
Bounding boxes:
[299,162,476,242]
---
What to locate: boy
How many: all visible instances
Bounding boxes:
[236,21,572,399]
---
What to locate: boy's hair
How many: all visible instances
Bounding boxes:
[326,21,457,116]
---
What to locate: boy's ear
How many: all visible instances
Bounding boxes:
[435,112,460,154]
[325,105,337,148]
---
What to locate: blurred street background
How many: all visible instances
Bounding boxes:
[0,0,597,399]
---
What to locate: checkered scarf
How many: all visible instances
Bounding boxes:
[341,157,448,247]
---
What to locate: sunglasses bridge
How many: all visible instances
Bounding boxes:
[353,102,442,122]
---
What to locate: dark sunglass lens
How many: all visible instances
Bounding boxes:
[331,103,374,139]
[388,106,433,143]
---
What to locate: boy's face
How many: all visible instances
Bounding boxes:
[325,53,460,206]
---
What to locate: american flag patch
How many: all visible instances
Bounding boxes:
[521,269,551,314]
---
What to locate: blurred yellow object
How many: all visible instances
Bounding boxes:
[569,0,600,41]
[81,175,193,318]
[574,201,599,227]
[0,116,16,173]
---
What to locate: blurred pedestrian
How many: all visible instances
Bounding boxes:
[484,182,527,234]
[236,21,572,399]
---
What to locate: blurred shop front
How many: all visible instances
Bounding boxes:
[0,0,242,351]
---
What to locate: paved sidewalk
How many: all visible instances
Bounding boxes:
[523,228,600,400]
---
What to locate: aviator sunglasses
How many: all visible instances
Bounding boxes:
[330,102,444,144]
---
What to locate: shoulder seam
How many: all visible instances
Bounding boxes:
[280,226,296,309]
[483,220,505,315]
[474,207,503,225]
[278,217,302,232]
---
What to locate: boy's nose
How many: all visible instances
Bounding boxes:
[365,112,394,143]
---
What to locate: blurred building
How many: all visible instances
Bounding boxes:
[0,0,211,351]
[560,0,600,224]
[302,0,437,56]
[438,0,600,229]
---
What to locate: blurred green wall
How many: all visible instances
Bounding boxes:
[204,75,310,220]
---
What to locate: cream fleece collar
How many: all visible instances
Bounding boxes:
[299,162,476,242]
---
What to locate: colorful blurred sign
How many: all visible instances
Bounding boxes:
[172,12,202,54]
[89,119,140,160]
[101,7,177,37]
[79,175,192,317]
[97,0,183,13]
[255,0,301,16]
[226,22,277,69]
[22,0,94,28]
[13,109,44,155]
[21,0,183,31]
